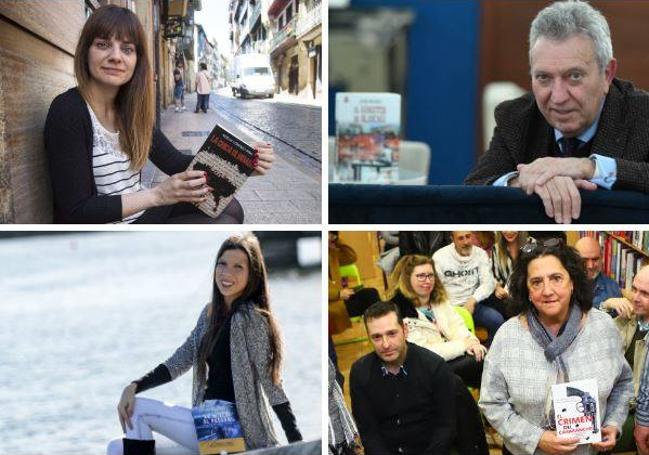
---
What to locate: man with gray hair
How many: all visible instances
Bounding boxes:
[466,0,649,224]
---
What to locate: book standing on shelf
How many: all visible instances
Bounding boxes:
[187,123,257,218]
[334,92,401,184]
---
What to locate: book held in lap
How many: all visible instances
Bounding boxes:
[187,124,256,218]
[192,400,245,454]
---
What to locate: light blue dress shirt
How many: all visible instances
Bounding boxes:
[492,102,617,189]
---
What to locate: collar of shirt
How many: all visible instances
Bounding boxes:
[380,363,408,377]
[638,318,649,333]
[553,99,605,147]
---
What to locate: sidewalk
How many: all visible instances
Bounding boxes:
[143,92,321,224]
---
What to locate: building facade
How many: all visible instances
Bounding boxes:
[229,0,321,100]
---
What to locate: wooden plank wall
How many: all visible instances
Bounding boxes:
[478,0,649,154]
[0,1,85,222]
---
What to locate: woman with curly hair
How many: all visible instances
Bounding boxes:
[479,238,632,455]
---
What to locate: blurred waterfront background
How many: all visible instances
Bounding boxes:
[0,231,322,455]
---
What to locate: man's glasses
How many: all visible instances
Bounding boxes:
[414,273,436,282]
[520,237,563,254]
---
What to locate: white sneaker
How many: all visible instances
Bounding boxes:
[174,107,180,113]
[181,106,187,111]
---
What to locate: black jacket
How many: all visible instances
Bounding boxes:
[465,78,649,193]
[44,87,192,223]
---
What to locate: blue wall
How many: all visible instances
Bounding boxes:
[337,0,480,184]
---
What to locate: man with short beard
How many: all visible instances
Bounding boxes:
[433,231,502,345]
[350,302,454,454]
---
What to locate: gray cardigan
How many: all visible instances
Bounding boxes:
[479,309,633,455]
[163,302,289,449]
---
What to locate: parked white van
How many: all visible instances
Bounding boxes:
[231,53,275,99]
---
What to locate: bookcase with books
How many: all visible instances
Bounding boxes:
[578,231,649,291]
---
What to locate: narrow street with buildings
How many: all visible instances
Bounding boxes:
[144,91,321,223]
[0,0,322,223]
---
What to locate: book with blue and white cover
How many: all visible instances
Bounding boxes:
[191,400,245,454]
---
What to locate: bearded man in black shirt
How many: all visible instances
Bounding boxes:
[350,302,456,454]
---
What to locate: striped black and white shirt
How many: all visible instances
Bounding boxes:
[88,104,144,223]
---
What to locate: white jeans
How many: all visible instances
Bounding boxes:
[107,397,199,455]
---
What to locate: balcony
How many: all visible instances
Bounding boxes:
[270,16,297,53]
[249,1,262,29]
[296,2,322,37]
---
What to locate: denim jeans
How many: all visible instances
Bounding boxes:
[196,94,209,112]
[473,303,505,346]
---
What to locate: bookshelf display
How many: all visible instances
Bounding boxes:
[579,231,649,291]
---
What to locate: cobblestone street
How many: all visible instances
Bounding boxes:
[143,91,321,224]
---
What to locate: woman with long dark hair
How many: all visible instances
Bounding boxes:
[45,5,273,224]
[479,239,632,455]
[107,233,302,454]
[489,231,528,318]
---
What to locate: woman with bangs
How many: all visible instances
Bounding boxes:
[388,254,487,388]
[108,233,302,454]
[44,5,273,224]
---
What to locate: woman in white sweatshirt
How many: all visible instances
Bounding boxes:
[388,254,487,388]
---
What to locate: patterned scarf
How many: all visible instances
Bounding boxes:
[527,303,582,380]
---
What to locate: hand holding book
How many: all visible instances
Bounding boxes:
[251,142,275,176]
[152,170,213,206]
[187,123,269,218]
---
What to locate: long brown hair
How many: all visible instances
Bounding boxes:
[389,254,447,306]
[74,5,154,170]
[197,233,284,385]
[494,231,528,274]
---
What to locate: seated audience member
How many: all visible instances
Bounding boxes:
[480,239,632,455]
[329,358,364,455]
[433,231,503,345]
[470,232,495,256]
[350,302,487,455]
[329,232,380,320]
[465,1,649,224]
[329,232,355,334]
[490,231,528,318]
[574,236,631,317]
[399,231,450,258]
[613,266,649,453]
[389,254,487,388]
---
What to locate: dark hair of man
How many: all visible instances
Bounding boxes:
[363,301,403,329]
[508,244,593,316]
[200,62,208,70]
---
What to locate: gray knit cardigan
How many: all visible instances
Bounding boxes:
[163,302,289,449]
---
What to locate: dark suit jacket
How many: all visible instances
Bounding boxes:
[464,78,649,193]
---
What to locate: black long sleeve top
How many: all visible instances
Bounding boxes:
[350,342,456,455]
[44,87,192,223]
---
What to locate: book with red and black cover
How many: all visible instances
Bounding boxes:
[187,123,256,218]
